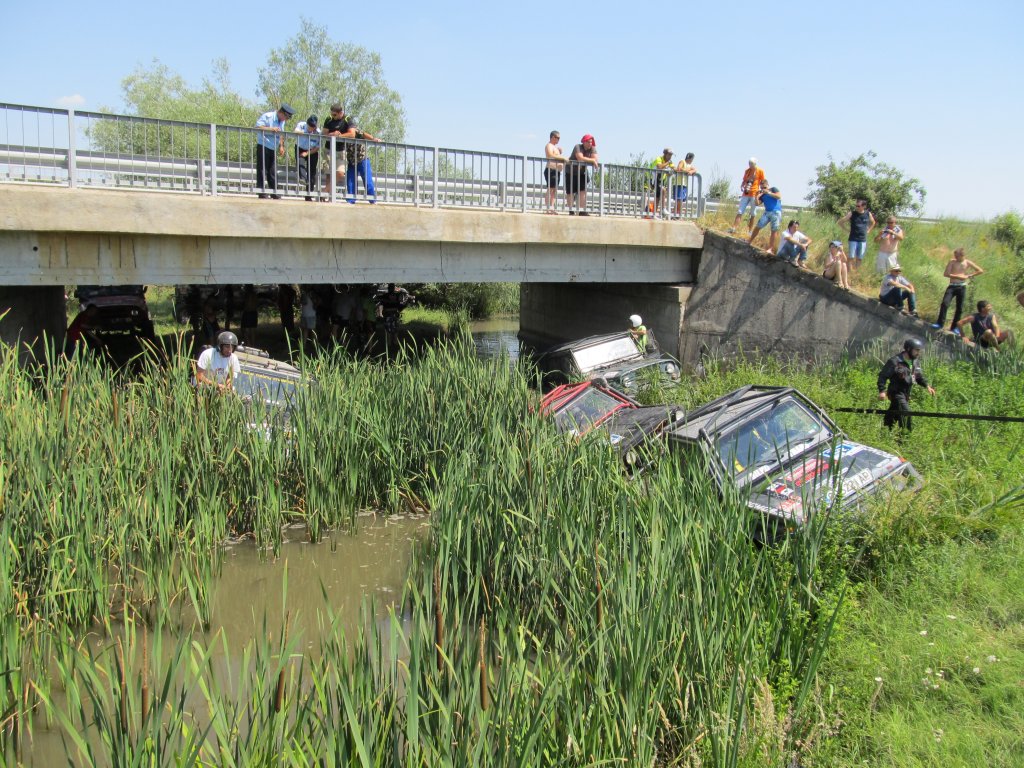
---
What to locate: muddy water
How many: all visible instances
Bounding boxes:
[470,316,520,361]
[215,514,428,652]
[26,320,515,763]
[25,515,428,765]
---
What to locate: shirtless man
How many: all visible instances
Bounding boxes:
[874,216,904,273]
[544,130,565,214]
[934,248,984,330]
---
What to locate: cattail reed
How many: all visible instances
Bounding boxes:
[140,629,149,727]
[274,615,289,714]
[434,562,444,673]
[117,636,128,735]
[478,615,488,712]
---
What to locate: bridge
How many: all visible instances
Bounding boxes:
[0,102,941,367]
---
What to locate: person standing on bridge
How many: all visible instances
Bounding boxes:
[544,131,565,214]
[565,135,599,215]
[673,152,697,219]
[646,148,675,219]
[729,158,766,234]
[877,338,935,432]
[322,104,349,199]
[338,116,382,204]
[254,104,294,199]
[295,115,321,201]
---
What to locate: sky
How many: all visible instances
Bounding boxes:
[3,0,1022,220]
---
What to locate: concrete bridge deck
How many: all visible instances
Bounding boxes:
[0,186,703,286]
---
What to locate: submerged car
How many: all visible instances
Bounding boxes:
[539,379,683,470]
[666,385,922,538]
[74,285,155,340]
[232,347,306,413]
[536,330,681,394]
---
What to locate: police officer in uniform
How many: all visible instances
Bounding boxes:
[876,338,936,431]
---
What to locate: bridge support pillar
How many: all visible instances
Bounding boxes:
[519,283,693,361]
[0,286,66,363]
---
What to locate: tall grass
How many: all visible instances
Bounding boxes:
[1,337,845,765]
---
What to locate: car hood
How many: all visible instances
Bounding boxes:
[744,440,922,524]
[601,405,681,453]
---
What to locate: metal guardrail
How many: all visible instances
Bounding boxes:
[0,102,703,218]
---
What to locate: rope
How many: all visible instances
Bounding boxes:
[834,407,1024,424]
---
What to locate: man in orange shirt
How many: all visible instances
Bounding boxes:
[729,157,766,234]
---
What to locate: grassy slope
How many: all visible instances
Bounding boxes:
[701,209,1024,330]
[655,350,1024,767]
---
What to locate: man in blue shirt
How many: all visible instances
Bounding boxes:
[747,186,783,253]
[255,104,294,199]
[294,115,320,201]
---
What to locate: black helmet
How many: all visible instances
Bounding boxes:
[217,331,238,348]
[903,337,924,353]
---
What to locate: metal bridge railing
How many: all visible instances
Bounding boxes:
[0,102,702,218]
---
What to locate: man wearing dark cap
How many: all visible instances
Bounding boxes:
[295,115,321,201]
[254,104,295,199]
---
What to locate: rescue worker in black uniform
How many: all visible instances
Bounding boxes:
[876,337,936,432]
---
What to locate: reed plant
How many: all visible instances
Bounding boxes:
[2,336,852,765]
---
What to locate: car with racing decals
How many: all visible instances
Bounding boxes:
[539,379,684,472]
[665,385,922,540]
[535,330,682,395]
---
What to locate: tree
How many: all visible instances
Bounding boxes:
[806,151,926,221]
[257,18,406,142]
[118,58,257,126]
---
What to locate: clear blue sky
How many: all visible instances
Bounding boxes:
[4,0,1021,219]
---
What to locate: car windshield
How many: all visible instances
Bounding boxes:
[573,336,643,373]
[715,397,831,482]
[235,370,300,411]
[553,388,628,435]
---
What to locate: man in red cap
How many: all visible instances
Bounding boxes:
[565,134,600,215]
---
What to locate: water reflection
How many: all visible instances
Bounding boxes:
[25,515,427,766]
[215,514,428,653]
[470,316,520,361]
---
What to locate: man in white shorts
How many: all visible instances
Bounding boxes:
[196,331,241,392]
[874,216,904,273]
[729,157,766,234]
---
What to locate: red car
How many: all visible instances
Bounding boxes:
[539,380,683,470]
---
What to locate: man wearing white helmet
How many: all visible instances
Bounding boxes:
[628,314,648,352]
[196,331,242,392]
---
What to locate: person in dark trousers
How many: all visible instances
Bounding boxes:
[935,248,984,330]
[277,283,297,335]
[254,104,294,198]
[294,115,321,201]
[877,338,936,432]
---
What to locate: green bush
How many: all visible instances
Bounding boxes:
[807,151,926,220]
[413,282,518,318]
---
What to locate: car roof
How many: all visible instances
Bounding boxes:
[235,348,303,379]
[670,385,838,441]
[541,331,644,358]
[541,379,639,409]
